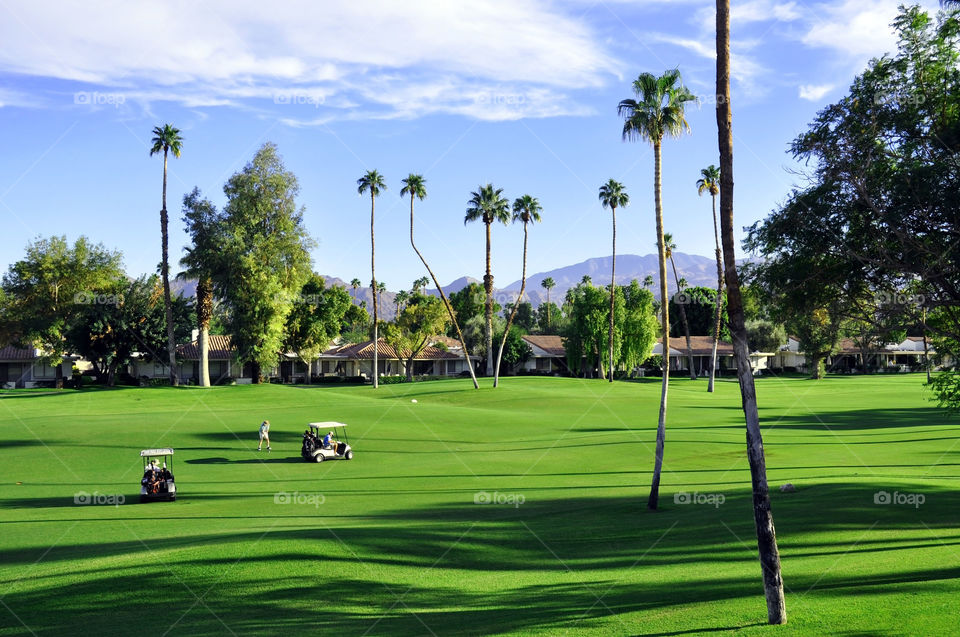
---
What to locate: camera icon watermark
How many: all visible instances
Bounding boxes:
[273,93,324,108]
[73,291,123,306]
[274,491,325,508]
[874,490,924,508]
[674,491,725,508]
[874,291,925,307]
[74,491,125,506]
[74,91,126,108]
[474,490,525,508]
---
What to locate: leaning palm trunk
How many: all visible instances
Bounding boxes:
[160,149,178,386]
[409,197,479,389]
[494,224,530,387]
[370,191,379,389]
[608,206,617,382]
[717,0,786,623]
[648,140,670,510]
[670,256,696,379]
[709,194,723,392]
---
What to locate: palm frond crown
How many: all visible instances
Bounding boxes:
[357,170,387,196]
[512,195,542,224]
[400,174,427,200]
[598,178,629,210]
[618,69,697,144]
[465,183,510,225]
[149,124,183,158]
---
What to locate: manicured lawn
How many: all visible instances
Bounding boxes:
[1,374,958,635]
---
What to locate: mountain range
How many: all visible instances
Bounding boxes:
[173,252,728,322]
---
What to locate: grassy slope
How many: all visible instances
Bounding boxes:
[1,374,958,636]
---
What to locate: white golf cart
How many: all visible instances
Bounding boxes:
[140,448,176,502]
[301,422,353,463]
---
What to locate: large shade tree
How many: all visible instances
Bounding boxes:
[717,0,786,622]
[619,68,696,509]
[357,170,387,388]
[494,194,542,387]
[401,173,480,387]
[465,183,511,376]
[216,143,314,382]
[149,123,183,386]
[697,164,724,392]
[598,179,629,382]
[284,274,351,384]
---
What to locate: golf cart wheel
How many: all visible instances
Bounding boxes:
[314,453,324,463]
[345,450,353,460]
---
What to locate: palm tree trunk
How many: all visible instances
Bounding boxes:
[609,206,617,383]
[717,0,786,623]
[922,308,931,383]
[648,139,670,510]
[670,256,696,380]
[371,191,378,389]
[409,195,479,388]
[197,276,211,387]
[546,288,551,327]
[160,149,178,387]
[494,222,530,387]
[484,220,494,376]
[709,193,723,393]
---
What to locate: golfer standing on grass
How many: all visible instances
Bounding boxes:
[258,420,271,451]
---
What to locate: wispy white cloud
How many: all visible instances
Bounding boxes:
[0,0,620,122]
[800,0,914,61]
[798,83,834,101]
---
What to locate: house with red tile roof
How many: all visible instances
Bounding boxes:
[0,344,73,388]
[318,338,473,379]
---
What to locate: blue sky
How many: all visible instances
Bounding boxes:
[0,0,938,291]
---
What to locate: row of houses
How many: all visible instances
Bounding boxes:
[1,332,942,388]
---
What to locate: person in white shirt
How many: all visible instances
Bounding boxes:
[258,420,271,451]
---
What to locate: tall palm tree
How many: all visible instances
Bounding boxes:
[402,174,479,388]
[395,289,409,315]
[412,276,429,294]
[643,275,654,288]
[494,195,542,387]
[698,165,724,393]
[716,0,786,623]
[179,188,220,387]
[350,278,361,304]
[377,281,386,317]
[664,233,696,380]
[149,124,183,387]
[465,184,511,376]
[599,179,629,383]
[541,277,555,327]
[619,68,696,510]
[357,170,386,388]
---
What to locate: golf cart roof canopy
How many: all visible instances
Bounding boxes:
[140,448,174,457]
[308,422,347,430]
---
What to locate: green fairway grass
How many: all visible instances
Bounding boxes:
[1,374,958,635]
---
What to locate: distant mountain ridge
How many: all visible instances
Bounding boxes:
[175,252,731,320]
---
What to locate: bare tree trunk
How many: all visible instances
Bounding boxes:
[709,194,723,393]
[495,222,530,387]
[670,255,696,379]
[198,276,211,387]
[484,221,494,376]
[923,308,931,383]
[717,0,786,623]
[161,149,178,387]
[371,191,378,389]
[648,140,670,510]
[408,195,478,388]
[609,206,617,383]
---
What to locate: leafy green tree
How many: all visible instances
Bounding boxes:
[149,123,184,386]
[216,143,314,382]
[402,174,478,388]
[669,286,730,341]
[66,275,192,386]
[504,301,537,332]
[1,235,124,387]
[697,164,724,392]
[599,179,629,382]
[284,275,351,384]
[620,279,659,373]
[465,183,511,375]
[717,0,786,620]
[358,169,387,388]
[495,325,533,373]
[494,194,541,387]
[540,277,556,328]
[382,292,449,381]
[745,320,786,355]
[535,302,561,334]
[619,67,696,510]
[341,303,370,343]
[563,280,617,378]
[180,188,222,387]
